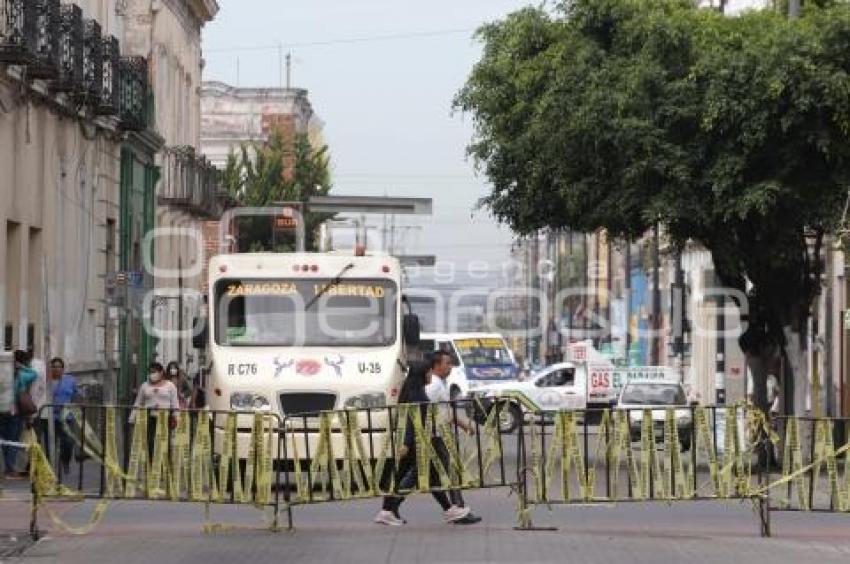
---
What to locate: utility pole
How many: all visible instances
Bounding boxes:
[826,236,835,417]
[716,276,726,405]
[286,52,292,89]
[277,42,283,88]
[788,0,801,18]
[672,248,686,383]
[625,240,632,364]
[651,224,661,365]
[524,235,534,364]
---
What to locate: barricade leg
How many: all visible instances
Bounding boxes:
[280,425,295,532]
[513,415,556,532]
[30,479,40,541]
[757,427,772,538]
[757,495,771,538]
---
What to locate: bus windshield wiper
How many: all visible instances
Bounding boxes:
[305,263,355,310]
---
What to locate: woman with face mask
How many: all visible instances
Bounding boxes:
[129,363,180,456]
[165,361,192,409]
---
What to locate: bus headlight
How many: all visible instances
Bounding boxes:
[344,393,386,410]
[230,392,271,412]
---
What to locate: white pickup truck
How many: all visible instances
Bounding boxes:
[471,341,681,432]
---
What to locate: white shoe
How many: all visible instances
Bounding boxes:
[443,505,471,522]
[374,510,405,526]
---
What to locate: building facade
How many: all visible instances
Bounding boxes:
[509,229,748,405]
[119,0,220,385]
[200,81,318,169]
[0,0,154,401]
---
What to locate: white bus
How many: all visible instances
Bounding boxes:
[205,251,419,458]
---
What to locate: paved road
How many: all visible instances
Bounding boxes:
[2,413,846,563]
[4,477,850,564]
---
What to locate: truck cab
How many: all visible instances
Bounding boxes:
[472,340,682,432]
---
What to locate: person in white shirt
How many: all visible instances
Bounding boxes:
[767,379,782,469]
[424,350,482,525]
[130,363,180,458]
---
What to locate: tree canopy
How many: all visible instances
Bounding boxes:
[455,0,850,402]
[222,130,333,251]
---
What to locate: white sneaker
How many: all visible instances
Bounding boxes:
[374,510,405,526]
[443,505,471,522]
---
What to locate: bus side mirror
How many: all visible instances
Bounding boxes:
[403,314,420,346]
[192,318,208,350]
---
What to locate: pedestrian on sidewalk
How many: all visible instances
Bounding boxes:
[0,354,20,479]
[3,351,38,479]
[165,361,192,409]
[425,350,482,525]
[374,361,471,527]
[767,380,783,470]
[129,363,180,457]
[48,358,78,475]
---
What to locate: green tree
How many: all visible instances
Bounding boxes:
[222,130,333,251]
[455,0,850,412]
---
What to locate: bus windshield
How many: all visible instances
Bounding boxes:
[453,337,513,366]
[214,278,397,347]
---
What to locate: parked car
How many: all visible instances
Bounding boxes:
[617,381,693,451]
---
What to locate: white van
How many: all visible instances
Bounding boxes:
[419,333,518,399]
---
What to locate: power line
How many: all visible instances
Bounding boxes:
[205,28,476,54]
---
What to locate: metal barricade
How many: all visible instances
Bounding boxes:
[764,415,850,525]
[29,404,284,537]
[27,398,850,538]
[503,401,777,533]
[278,398,522,523]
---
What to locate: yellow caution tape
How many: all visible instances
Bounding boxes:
[638,409,653,500]
[124,408,149,498]
[609,409,640,500]
[780,417,808,509]
[664,409,688,500]
[147,410,170,498]
[169,412,191,500]
[190,413,217,502]
[308,411,342,501]
[23,427,109,535]
[338,410,372,499]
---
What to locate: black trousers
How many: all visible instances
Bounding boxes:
[380,437,462,513]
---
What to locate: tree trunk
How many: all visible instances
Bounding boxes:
[744,349,775,469]
[783,326,808,417]
[747,351,771,413]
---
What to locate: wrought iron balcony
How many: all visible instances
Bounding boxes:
[54,4,83,93]
[159,146,222,218]
[78,18,101,104]
[31,0,60,79]
[119,56,148,131]
[0,0,38,65]
[97,35,119,115]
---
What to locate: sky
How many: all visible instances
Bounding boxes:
[201,0,766,276]
[202,1,533,275]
